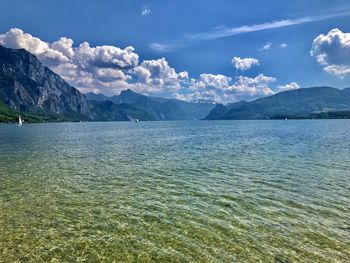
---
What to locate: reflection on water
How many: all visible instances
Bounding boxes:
[0,120,349,262]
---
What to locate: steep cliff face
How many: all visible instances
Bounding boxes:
[0,45,90,115]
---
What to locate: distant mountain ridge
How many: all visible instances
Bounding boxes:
[85,90,216,121]
[205,87,350,120]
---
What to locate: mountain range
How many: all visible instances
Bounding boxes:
[205,87,350,120]
[0,44,350,122]
[85,90,215,121]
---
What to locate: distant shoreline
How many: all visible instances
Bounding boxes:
[2,116,350,124]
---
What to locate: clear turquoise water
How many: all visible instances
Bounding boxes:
[0,120,349,262]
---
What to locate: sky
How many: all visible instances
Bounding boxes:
[0,0,350,103]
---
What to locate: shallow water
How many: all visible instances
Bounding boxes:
[0,120,349,262]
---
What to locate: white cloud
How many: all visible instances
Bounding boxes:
[141,6,151,16]
[323,65,350,76]
[0,28,139,71]
[277,82,300,92]
[51,37,75,59]
[0,28,189,96]
[186,11,350,41]
[311,28,350,77]
[132,58,188,93]
[150,42,171,52]
[230,74,275,99]
[0,28,70,66]
[191,74,232,91]
[232,57,259,71]
[74,42,139,69]
[53,42,139,94]
[259,43,272,51]
[0,28,143,95]
[0,28,297,103]
[182,73,276,103]
[279,43,287,48]
[95,68,131,82]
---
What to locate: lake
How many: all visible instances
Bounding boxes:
[0,120,349,262]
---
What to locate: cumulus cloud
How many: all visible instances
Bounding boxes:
[194,74,231,90]
[56,42,139,94]
[0,28,144,95]
[0,28,70,66]
[232,56,259,71]
[179,73,276,103]
[0,28,189,96]
[0,28,296,103]
[51,37,74,59]
[132,58,188,93]
[74,42,138,69]
[311,28,350,77]
[277,82,300,92]
[230,74,275,100]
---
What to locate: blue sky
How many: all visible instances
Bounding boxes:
[0,0,350,102]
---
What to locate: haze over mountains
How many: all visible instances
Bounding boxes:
[0,44,350,122]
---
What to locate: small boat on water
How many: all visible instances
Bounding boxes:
[18,116,23,126]
[127,115,139,123]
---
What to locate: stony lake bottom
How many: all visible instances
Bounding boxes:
[0,120,349,262]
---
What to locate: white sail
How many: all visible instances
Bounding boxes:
[18,116,23,126]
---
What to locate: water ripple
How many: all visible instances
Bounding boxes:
[0,120,349,262]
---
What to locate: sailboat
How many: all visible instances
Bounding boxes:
[18,116,23,126]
